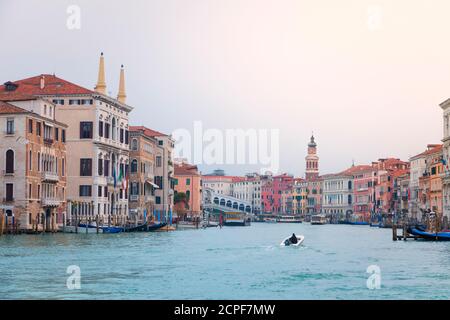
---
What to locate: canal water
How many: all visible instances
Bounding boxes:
[1,223,450,299]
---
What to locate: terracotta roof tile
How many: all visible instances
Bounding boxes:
[0,74,94,98]
[0,101,29,114]
[129,125,167,138]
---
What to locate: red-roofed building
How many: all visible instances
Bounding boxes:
[173,160,202,218]
[0,97,67,232]
[2,54,133,224]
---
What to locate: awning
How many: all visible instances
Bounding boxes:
[145,180,160,189]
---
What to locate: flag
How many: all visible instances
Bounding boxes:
[113,166,117,188]
[118,166,123,184]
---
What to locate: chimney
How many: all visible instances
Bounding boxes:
[40,75,45,90]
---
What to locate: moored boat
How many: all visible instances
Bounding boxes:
[224,212,251,226]
[310,214,327,225]
[407,226,450,241]
[277,215,302,223]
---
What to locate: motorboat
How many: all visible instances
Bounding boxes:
[310,214,327,225]
[280,235,305,247]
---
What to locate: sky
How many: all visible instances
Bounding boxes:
[0,0,448,176]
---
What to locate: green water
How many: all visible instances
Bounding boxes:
[0,223,449,299]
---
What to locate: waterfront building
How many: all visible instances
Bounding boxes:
[372,158,409,215]
[261,176,274,214]
[232,173,267,214]
[173,160,202,218]
[0,54,133,223]
[321,169,354,222]
[409,145,441,219]
[129,126,174,215]
[272,173,294,214]
[305,177,322,215]
[292,178,307,216]
[417,145,443,218]
[351,165,376,221]
[201,172,234,196]
[280,188,293,214]
[0,98,67,231]
[127,126,159,220]
[441,97,450,219]
[393,169,410,215]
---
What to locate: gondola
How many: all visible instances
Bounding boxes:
[124,222,149,232]
[408,226,450,241]
[146,222,167,232]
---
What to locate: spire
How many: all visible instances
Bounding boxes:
[95,52,107,94]
[308,133,317,148]
[117,64,126,103]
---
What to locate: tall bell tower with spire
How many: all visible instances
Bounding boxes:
[305,134,319,180]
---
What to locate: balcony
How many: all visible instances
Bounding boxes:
[43,138,54,145]
[2,170,14,177]
[2,197,14,203]
[41,197,61,207]
[41,172,59,182]
[129,195,139,202]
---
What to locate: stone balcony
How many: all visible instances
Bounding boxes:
[129,195,139,202]
[41,197,61,207]
[41,172,59,182]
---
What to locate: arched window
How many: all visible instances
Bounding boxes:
[131,138,138,151]
[131,159,138,173]
[5,150,14,173]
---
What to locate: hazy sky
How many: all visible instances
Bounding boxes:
[0,0,448,176]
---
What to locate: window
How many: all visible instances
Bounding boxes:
[131,139,138,151]
[6,118,14,134]
[104,160,110,176]
[36,122,41,136]
[99,121,103,137]
[62,129,66,142]
[104,186,108,198]
[156,156,162,167]
[186,178,191,186]
[125,130,129,144]
[120,128,124,143]
[29,150,32,171]
[5,183,13,201]
[98,186,102,197]
[37,153,40,171]
[98,158,103,175]
[54,128,59,141]
[79,185,92,197]
[80,159,92,176]
[62,158,65,176]
[131,159,138,173]
[5,150,14,174]
[104,123,110,139]
[155,196,161,204]
[158,140,163,146]
[80,122,93,139]
[28,119,33,133]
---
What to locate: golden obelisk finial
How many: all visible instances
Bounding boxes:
[94,52,107,94]
[117,64,126,103]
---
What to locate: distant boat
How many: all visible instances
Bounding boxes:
[224,212,251,226]
[311,214,327,225]
[277,215,302,223]
[408,227,450,241]
[124,222,149,232]
[264,218,277,223]
[348,221,369,226]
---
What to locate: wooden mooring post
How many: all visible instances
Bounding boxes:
[0,214,4,236]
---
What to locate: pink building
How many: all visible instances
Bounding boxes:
[272,174,294,214]
[351,165,376,221]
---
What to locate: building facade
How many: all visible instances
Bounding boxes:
[0,98,67,232]
[174,160,202,217]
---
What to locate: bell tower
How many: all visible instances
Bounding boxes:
[305,134,319,180]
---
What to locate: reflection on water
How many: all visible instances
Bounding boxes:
[1,223,450,299]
